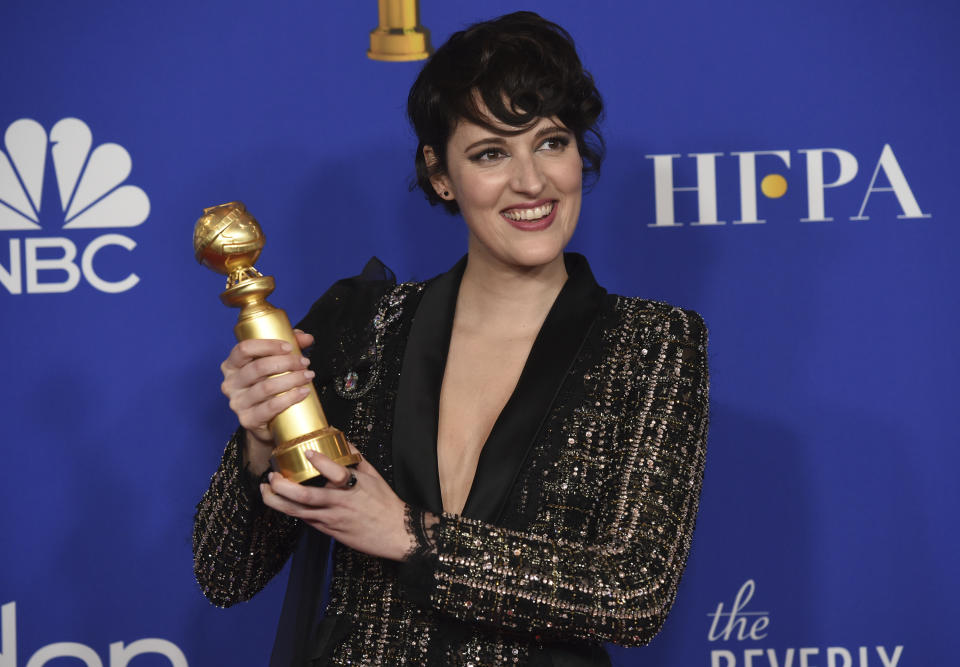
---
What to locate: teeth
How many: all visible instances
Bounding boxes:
[503,202,554,221]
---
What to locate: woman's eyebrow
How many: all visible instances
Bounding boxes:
[463,137,507,153]
[462,126,572,154]
[532,125,571,139]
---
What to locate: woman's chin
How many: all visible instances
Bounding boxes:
[468,224,575,272]
[495,245,569,272]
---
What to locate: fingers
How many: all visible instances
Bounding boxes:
[223,328,313,373]
[305,450,354,487]
[218,330,317,445]
[261,447,412,560]
[232,367,315,408]
[260,479,325,522]
[221,338,293,373]
[219,337,317,439]
[234,383,312,434]
[293,329,315,350]
[220,340,311,402]
[260,452,355,511]
[224,345,308,384]
[261,462,356,522]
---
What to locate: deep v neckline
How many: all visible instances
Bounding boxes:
[437,305,546,514]
[391,253,606,522]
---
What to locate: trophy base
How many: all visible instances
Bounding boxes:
[368,28,432,61]
[271,427,362,484]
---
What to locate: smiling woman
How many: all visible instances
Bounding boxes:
[193,11,709,667]
[408,12,604,216]
[426,114,583,275]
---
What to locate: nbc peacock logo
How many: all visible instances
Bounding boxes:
[0,117,149,294]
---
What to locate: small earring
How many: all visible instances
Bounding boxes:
[442,191,449,198]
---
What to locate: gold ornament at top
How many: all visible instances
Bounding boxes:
[194,202,360,484]
[368,0,432,62]
[193,201,266,287]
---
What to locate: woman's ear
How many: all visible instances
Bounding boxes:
[423,146,453,200]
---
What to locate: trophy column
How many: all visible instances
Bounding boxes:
[194,202,360,484]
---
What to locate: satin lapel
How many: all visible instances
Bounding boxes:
[391,257,467,514]
[462,254,606,523]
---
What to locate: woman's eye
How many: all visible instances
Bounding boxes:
[471,148,507,162]
[538,135,570,152]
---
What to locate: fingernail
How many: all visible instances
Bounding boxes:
[266,472,274,482]
[304,370,315,379]
[298,386,310,396]
[281,342,292,352]
[300,356,310,367]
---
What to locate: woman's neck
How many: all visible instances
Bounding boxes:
[455,247,568,336]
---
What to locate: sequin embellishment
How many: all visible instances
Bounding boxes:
[343,370,358,391]
[335,283,423,399]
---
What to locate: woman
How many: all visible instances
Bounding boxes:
[194,11,708,667]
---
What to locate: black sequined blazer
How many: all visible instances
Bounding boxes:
[193,254,709,667]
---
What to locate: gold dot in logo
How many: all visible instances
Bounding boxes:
[761,174,788,198]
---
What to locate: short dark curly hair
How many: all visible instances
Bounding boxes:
[407,11,605,214]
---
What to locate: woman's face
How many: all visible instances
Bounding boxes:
[429,112,583,272]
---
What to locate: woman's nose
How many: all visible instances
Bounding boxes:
[510,153,546,196]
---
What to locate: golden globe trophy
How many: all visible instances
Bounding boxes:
[368,0,432,61]
[193,202,361,485]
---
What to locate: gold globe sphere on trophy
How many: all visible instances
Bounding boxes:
[193,202,360,484]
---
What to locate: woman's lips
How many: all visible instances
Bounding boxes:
[501,200,557,231]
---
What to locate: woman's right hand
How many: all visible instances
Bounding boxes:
[219,329,315,469]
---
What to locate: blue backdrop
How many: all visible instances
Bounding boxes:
[1,1,956,665]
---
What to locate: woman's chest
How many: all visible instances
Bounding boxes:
[436,330,537,513]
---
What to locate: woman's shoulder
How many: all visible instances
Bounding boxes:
[601,292,708,341]
[296,258,398,332]
[595,295,709,398]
